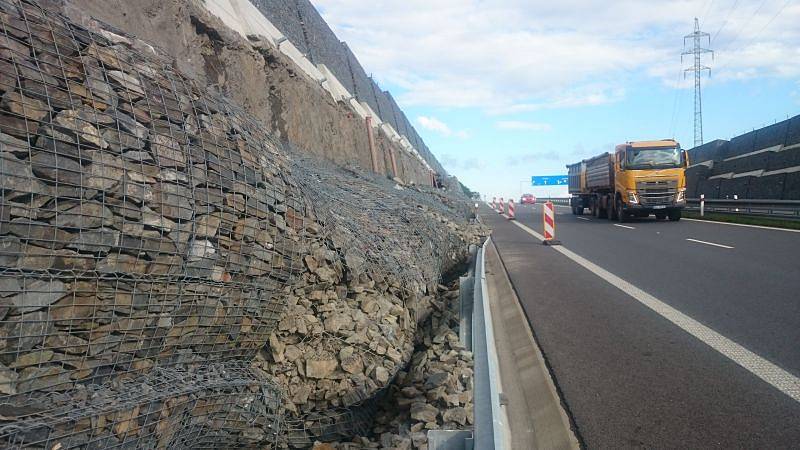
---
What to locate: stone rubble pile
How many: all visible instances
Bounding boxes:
[320,281,475,450]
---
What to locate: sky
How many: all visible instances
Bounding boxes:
[312,0,800,199]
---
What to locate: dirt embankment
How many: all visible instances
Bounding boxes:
[55,0,433,185]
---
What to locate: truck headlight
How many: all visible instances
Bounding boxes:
[676,188,686,202]
[628,192,639,204]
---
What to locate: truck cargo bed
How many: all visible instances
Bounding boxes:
[585,153,613,190]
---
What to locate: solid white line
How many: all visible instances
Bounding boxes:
[684,218,800,233]
[508,220,800,404]
[577,217,590,221]
[686,238,734,249]
[613,224,636,230]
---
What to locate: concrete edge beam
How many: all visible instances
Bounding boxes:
[483,238,581,450]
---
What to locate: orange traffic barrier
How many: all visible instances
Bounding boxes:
[542,201,561,245]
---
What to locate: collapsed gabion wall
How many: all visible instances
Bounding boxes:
[0,1,481,448]
[272,152,474,447]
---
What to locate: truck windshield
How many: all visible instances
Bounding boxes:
[626,147,681,169]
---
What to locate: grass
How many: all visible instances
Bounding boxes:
[683,210,800,230]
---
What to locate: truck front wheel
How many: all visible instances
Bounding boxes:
[616,197,627,223]
[668,209,682,221]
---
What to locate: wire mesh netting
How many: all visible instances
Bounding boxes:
[0,0,481,448]
[0,0,314,446]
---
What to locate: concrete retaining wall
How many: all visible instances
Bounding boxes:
[686,114,800,200]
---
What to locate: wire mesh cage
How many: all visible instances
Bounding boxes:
[0,0,311,447]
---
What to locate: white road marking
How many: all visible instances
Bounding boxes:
[686,238,734,249]
[577,217,590,221]
[613,224,635,230]
[509,219,800,404]
[684,218,800,233]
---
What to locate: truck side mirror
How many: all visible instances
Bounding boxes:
[682,150,689,168]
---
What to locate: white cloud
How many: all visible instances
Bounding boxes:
[417,116,451,135]
[416,116,471,139]
[313,0,800,111]
[495,121,552,131]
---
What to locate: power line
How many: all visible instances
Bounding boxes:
[668,68,685,138]
[715,0,793,73]
[711,0,740,43]
[714,0,769,54]
[701,0,717,22]
[682,18,714,147]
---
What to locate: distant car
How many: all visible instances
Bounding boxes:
[521,194,536,204]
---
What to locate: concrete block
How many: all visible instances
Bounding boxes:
[754,120,789,151]
[785,114,800,146]
[748,174,786,199]
[428,430,473,450]
[718,177,751,199]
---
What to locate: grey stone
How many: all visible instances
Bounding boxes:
[11,279,67,313]
[54,202,114,229]
[442,407,467,426]
[409,402,439,423]
[306,358,338,379]
[30,151,84,185]
[424,371,449,389]
[0,236,21,266]
[151,134,186,168]
[67,228,120,253]
[107,70,145,95]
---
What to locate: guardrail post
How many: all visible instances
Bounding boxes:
[700,194,705,217]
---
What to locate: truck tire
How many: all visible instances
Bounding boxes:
[616,197,627,223]
[609,197,618,221]
[576,207,584,215]
[668,209,682,221]
[598,195,609,219]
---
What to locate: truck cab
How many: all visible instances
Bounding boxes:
[568,139,689,222]
[614,140,688,221]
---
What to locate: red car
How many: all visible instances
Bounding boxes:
[520,193,536,204]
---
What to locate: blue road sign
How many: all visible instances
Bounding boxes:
[531,175,568,186]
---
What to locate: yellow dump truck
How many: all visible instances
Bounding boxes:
[567,139,689,222]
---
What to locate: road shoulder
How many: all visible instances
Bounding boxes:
[484,239,580,450]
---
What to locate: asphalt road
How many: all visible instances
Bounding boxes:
[483,203,800,448]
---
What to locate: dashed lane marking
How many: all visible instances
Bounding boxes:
[613,224,636,230]
[508,219,800,404]
[684,218,800,233]
[686,238,734,249]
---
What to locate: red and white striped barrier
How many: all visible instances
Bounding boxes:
[542,201,560,245]
[507,199,515,220]
[491,197,496,210]
[498,198,505,214]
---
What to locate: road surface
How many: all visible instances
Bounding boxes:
[483,203,800,448]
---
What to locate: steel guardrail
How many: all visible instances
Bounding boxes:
[686,198,800,219]
[472,237,508,450]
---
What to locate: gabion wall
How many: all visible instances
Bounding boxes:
[0,0,306,446]
[0,1,479,448]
